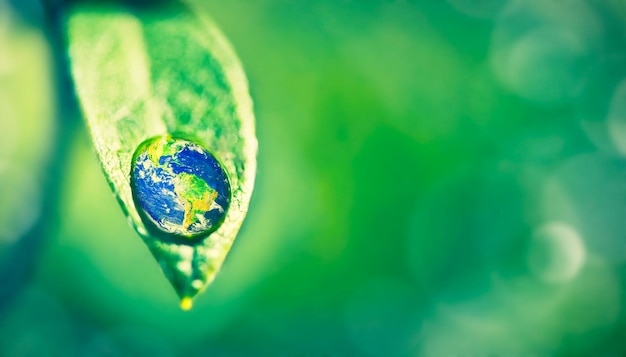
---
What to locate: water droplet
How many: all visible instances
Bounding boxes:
[180,297,193,311]
[130,136,231,240]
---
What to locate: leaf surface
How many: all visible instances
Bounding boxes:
[66,0,257,305]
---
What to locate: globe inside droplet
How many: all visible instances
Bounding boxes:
[130,136,231,239]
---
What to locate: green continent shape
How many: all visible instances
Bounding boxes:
[145,137,181,167]
[174,172,218,233]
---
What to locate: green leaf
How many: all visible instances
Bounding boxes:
[65,0,257,308]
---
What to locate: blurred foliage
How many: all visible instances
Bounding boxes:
[2,0,626,356]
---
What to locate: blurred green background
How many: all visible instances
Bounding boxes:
[2,0,626,355]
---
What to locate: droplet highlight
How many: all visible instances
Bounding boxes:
[131,136,231,239]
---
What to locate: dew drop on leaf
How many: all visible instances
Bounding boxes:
[130,136,231,240]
